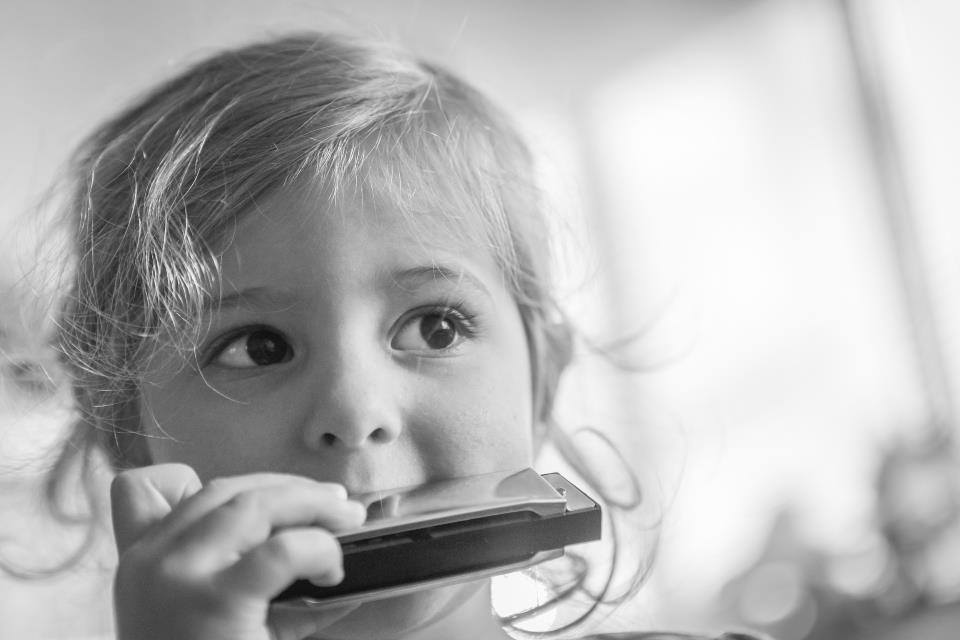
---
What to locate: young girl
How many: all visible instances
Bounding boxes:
[42,30,767,640]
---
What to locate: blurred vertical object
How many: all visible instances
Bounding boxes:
[838,0,957,441]
[583,0,933,633]
[838,1,960,635]
[717,1,960,637]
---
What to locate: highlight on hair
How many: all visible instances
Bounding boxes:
[35,30,648,635]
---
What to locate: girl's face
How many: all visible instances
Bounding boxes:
[138,178,534,636]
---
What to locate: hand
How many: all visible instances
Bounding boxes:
[110,463,366,640]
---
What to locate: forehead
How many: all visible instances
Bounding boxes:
[219,176,504,288]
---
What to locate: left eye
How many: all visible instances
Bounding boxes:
[210,328,293,368]
[391,310,471,352]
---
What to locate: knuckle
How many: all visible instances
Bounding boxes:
[120,546,183,587]
[262,537,296,568]
[154,550,205,586]
[111,463,198,501]
[204,476,232,494]
[153,462,195,476]
[109,468,141,498]
[223,492,263,519]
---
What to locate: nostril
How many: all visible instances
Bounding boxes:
[370,427,391,443]
[313,427,396,449]
[321,433,338,447]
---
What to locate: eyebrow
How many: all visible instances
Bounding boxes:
[388,265,493,299]
[204,264,494,315]
[204,286,299,314]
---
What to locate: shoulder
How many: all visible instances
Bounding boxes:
[575,632,772,640]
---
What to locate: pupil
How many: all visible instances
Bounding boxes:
[246,330,288,365]
[420,314,457,349]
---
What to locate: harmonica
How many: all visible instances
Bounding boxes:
[274,468,602,605]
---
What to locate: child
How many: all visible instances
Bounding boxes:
[43,31,767,640]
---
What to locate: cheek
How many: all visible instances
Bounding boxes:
[139,374,296,479]
[410,358,534,478]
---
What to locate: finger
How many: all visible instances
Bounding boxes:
[147,473,349,547]
[217,527,344,599]
[166,473,345,526]
[269,601,361,640]
[110,463,203,553]
[171,485,365,571]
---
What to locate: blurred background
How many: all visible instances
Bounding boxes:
[2,0,959,638]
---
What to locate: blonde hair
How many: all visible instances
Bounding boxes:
[54,32,567,472]
[45,31,633,635]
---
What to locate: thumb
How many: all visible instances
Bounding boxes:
[110,462,203,553]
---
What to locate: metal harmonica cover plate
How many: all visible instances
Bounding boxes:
[339,467,566,543]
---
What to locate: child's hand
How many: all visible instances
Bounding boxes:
[110,463,366,640]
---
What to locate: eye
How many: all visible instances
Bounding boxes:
[391,309,474,352]
[210,328,293,368]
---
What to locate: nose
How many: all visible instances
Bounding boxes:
[302,344,404,451]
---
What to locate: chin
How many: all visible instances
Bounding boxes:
[316,583,478,640]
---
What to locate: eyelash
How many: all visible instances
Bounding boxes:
[394,304,480,349]
[201,303,481,366]
[202,324,284,366]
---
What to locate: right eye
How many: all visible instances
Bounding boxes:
[210,328,293,368]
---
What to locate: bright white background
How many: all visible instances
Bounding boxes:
[1,1,958,638]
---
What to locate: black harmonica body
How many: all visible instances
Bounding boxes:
[274,468,601,605]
